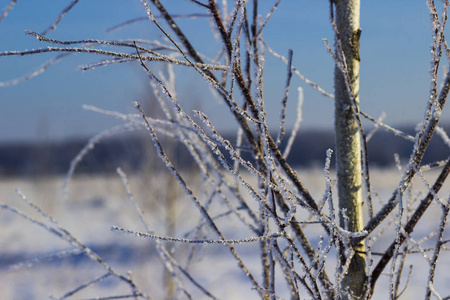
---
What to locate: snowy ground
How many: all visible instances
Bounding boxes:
[0,167,449,299]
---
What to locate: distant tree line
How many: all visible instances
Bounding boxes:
[1,124,448,177]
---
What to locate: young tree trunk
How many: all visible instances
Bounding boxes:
[333,0,367,297]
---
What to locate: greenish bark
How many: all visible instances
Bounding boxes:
[333,0,367,297]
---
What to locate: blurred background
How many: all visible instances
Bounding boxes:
[0,0,449,177]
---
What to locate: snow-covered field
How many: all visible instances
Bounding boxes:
[0,167,449,299]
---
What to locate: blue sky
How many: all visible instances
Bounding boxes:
[0,0,448,143]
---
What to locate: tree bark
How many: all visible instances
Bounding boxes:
[333,0,367,297]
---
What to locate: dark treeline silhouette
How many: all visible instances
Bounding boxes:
[0,124,448,178]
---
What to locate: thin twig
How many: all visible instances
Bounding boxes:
[41,0,80,35]
[0,0,17,23]
[112,226,283,244]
